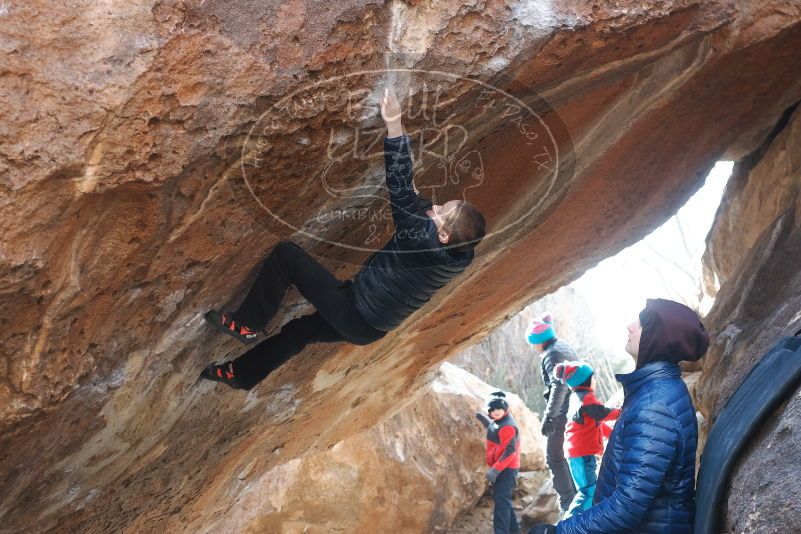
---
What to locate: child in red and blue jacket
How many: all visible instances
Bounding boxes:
[476,391,522,534]
[553,362,620,518]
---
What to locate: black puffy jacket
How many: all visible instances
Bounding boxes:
[540,338,576,420]
[352,135,474,332]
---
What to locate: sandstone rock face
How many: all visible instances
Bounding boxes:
[521,477,561,526]
[196,362,543,533]
[696,104,801,533]
[1,1,801,531]
[702,103,801,295]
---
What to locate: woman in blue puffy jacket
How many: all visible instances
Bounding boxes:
[531,298,710,534]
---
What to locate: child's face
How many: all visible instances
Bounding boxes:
[426,200,461,243]
[489,408,506,420]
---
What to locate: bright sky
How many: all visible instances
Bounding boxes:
[568,161,734,357]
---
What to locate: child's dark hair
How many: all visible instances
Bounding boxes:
[446,201,486,252]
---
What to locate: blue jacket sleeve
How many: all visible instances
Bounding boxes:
[557,403,681,534]
[384,135,431,238]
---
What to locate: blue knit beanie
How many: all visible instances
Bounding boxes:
[527,313,556,345]
[554,362,594,388]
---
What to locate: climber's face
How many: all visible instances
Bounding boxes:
[626,319,643,358]
[426,200,461,244]
[489,408,506,420]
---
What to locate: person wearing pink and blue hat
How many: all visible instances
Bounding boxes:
[553,362,620,518]
[527,313,577,515]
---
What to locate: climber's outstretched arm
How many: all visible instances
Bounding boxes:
[380,87,429,236]
[380,87,418,194]
[380,87,404,138]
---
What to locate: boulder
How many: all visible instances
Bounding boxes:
[521,478,561,526]
[198,362,543,533]
[2,1,801,530]
[696,104,801,533]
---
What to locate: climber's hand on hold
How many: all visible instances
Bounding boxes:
[380,87,403,138]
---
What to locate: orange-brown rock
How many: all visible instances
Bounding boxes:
[702,104,801,295]
[198,363,542,533]
[1,0,801,531]
[695,104,801,533]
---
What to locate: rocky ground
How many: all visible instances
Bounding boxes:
[449,470,559,534]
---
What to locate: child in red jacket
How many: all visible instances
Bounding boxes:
[476,391,522,534]
[553,362,620,518]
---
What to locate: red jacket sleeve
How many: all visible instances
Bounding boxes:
[492,425,519,471]
[601,422,614,439]
[599,408,620,439]
[581,394,621,424]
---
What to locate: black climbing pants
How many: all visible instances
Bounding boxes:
[230,241,385,390]
[493,468,520,534]
[546,415,577,511]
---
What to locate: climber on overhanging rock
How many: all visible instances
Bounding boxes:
[475,391,522,534]
[530,298,710,534]
[526,313,578,516]
[200,86,487,390]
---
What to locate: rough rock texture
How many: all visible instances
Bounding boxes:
[702,102,801,295]
[197,363,543,533]
[449,470,556,534]
[521,477,561,526]
[695,104,801,533]
[2,0,801,531]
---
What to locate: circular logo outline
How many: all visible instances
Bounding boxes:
[240,68,566,254]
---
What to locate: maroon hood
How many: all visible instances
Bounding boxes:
[637,298,710,369]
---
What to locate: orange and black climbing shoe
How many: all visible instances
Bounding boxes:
[200,363,244,390]
[204,310,259,344]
